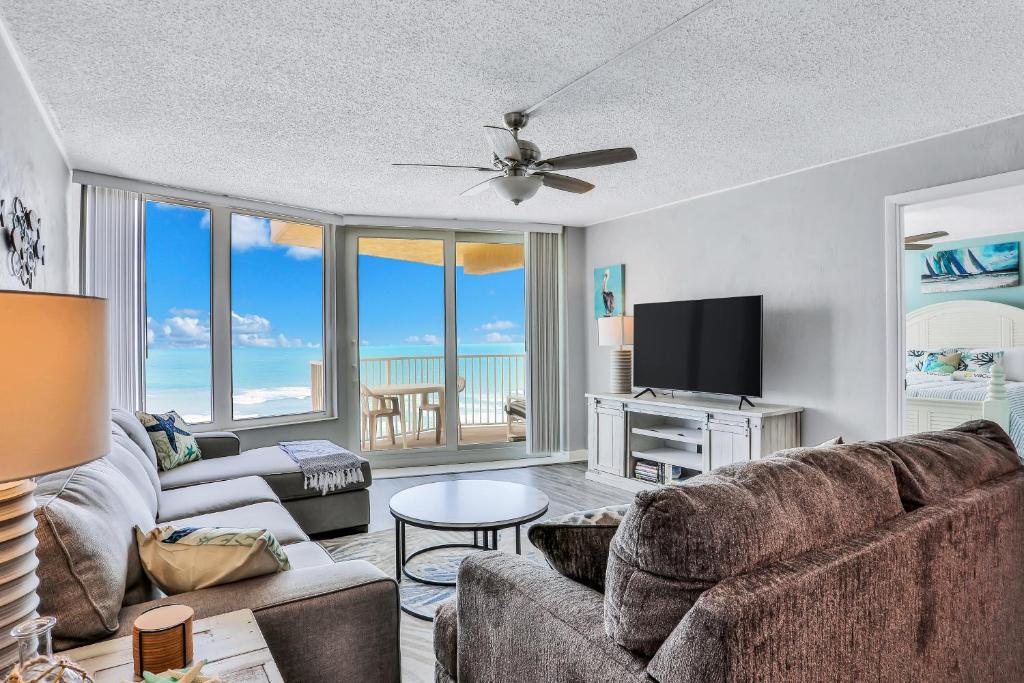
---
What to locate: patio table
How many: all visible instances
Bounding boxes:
[372,382,445,447]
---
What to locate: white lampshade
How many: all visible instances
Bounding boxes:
[0,291,109,481]
[491,175,542,205]
[598,315,634,347]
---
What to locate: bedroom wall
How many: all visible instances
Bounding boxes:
[583,113,1024,445]
[0,26,75,293]
[904,230,1024,312]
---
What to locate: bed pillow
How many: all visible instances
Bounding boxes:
[906,349,928,372]
[921,351,961,375]
[136,525,291,594]
[957,349,1004,378]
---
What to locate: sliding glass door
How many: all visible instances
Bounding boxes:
[351,229,525,456]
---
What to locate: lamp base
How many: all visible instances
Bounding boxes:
[0,480,40,672]
[609,348,633,394]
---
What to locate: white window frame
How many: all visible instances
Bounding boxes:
[142,195,337,432]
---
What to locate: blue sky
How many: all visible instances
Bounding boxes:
[145,200,524,352]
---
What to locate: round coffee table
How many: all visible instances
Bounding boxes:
[389,480,549,620]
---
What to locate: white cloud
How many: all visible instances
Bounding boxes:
[422,334,442,345]
[404,335,420,343]
[286,246,321,260]
[231,215,272,250]
[360,340,370,346]
[146,316,156,345]
[234,333,276,348]
[485,332,513,343]
[231,311,271,334]
[481,320,517,331]
[161,316,210,347]
[199,213,210,229]
[169,307,204,317]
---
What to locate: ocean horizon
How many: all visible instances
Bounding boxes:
[146,342,526,423]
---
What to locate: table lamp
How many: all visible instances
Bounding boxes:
[0,291,109,670]
[598,315,634,393]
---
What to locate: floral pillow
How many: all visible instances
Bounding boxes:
[134,410,202,470]
[957,349,1003,378]
[921,351,961,375]
[906,349,928,372]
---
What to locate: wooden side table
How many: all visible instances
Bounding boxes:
[59,609,281,682]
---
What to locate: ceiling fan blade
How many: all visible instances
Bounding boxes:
[483,126,522,161]
[460,177,499,197]
[537,172,594,194]
[905,230,950,244]
[392,163,495,171]
[534,147,637,171]
[904,243,932,251]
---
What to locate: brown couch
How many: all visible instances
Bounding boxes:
[33,410,399,682]
[435,421,1024,682]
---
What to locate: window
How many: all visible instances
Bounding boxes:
[230,214,325,419]
[142,198,330,428]
[144,200,213,422]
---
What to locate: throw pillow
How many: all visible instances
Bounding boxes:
[906,349,928,372]
[959,349,1004,378]
[135,410,202,471]
[921,351,961,375]
[527,504,630,592]
[136,525,291,595]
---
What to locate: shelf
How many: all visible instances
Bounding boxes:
[631,425,703,445]
[632,447,704,471]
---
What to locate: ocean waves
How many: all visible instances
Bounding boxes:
[232,386,312,406]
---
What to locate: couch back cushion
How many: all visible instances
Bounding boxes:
[35,458,156,648]
[878,420,1021,508]
[604,443,903,656]
[107,429,159,517]
[111,408,159,471]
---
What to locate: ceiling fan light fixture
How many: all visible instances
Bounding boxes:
[491,175,542,205]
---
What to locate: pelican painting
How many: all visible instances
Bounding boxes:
[594,264,624,318]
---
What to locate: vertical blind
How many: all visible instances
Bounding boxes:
[525,231,564,453]
[81,186,145,411]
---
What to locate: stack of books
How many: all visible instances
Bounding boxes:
[633,460,662,484]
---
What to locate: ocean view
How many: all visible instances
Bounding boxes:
[146,342,526,423]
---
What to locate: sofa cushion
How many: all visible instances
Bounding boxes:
[158,446,372,500]
[157,476,279,522]
[111,423,161,502]
[528,504,629,592]
[878,420,1021,508]
[111,407,159,471]
[35,458,157,646]
[163,501,309,545]
[283,541,334,570]
[106,437,159,517]
[433,599,458,681]
[604,443,903,656]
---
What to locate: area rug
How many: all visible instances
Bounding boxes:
[321,525,545,619]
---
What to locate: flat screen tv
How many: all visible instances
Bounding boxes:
[633,295,762,398]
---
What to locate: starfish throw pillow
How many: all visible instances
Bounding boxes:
[135,410,202,470]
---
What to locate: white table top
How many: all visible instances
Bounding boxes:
[373,382,444,395]
[389,480,549,529]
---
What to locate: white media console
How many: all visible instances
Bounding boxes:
[586,392,804,492]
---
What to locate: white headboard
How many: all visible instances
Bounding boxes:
[906,300,1024,350]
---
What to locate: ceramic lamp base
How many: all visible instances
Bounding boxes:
[0,480,40,671]
[609,348,633,394]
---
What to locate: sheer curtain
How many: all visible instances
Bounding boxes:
[80,186,145,411]
[524,231,565,454]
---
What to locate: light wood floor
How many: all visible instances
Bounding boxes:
[362,462,633,681]
[361,423,525,451]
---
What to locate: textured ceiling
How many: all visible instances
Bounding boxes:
[3,1,1024,226]
[904,183,1024,244]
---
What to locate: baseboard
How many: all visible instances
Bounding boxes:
[374,450,587,479]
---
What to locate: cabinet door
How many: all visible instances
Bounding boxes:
[708,419,751,470]
[592,403,625,475]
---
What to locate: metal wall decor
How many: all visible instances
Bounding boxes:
[1,197,46,288]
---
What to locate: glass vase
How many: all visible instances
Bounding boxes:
[9,617,86,682]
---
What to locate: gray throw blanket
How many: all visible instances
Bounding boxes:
[278,440,365,495]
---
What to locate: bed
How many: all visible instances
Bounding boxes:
[905,300,1020,452]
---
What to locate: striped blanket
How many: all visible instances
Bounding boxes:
[905,373,1024,459]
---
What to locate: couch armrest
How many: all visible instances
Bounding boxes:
[195,431,240,458]
[454,553,649,682]
[117,560,399,682]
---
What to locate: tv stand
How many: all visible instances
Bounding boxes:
[585,392,803,493]
[633,387,657,399]
[737,395,756,410]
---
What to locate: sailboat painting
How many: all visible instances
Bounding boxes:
[921,241,1019,293]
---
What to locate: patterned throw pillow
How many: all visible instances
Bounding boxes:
[906,349,928,372]
[134,410,202,471]
[136,525,291,594]
[921,351,961,375]
[527,504,630,592]
[957,349,1003,378]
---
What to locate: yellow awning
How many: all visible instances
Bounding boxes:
[270,220,322,249]
[358,238,524,275]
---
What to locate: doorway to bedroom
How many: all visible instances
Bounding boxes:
[887,171,1024,447]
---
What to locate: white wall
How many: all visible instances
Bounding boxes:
[583,114,1024,445]
[0,28,75,293]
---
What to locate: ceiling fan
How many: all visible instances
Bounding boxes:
[904,231,950,251]
[393,112,638,205]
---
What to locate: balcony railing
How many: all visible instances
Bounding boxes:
[358,353,526,430]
